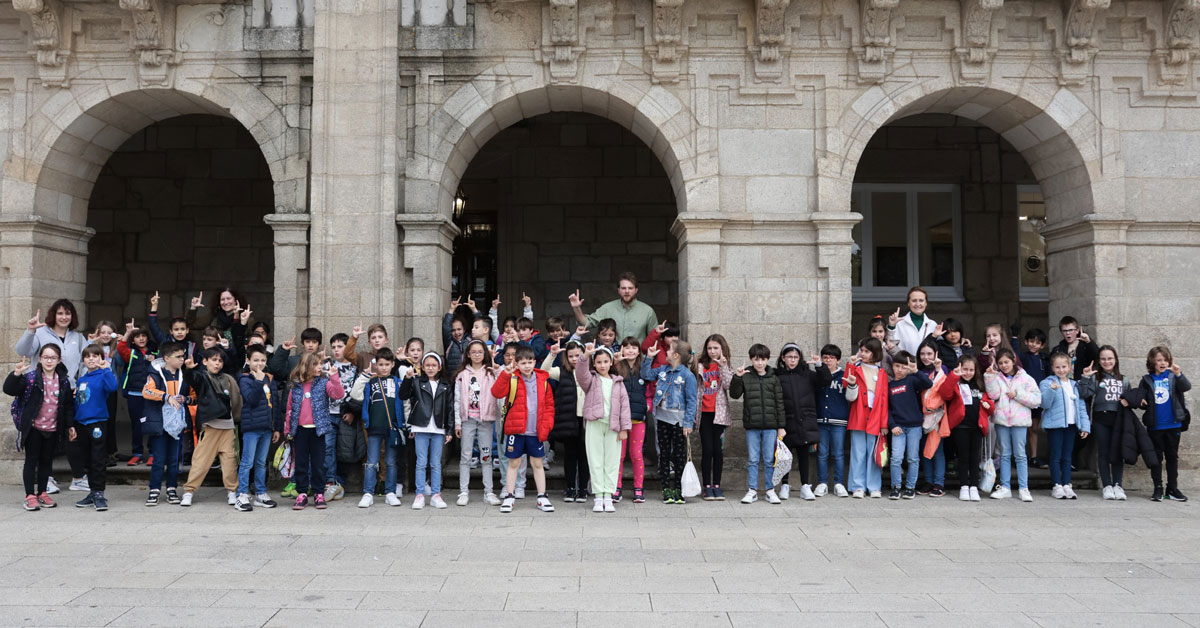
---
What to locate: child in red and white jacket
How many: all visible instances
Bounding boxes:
[938,355,992,501]
[491,345,556,514]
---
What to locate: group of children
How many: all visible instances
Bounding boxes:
[8,285,1190,512]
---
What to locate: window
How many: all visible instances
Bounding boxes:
[1017,185,1048,301]
[851,184,963,301]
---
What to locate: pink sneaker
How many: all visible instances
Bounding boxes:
[22,495,39,511]
[292,494,308,510]
[314,494,327,510]
[36,492,55,508]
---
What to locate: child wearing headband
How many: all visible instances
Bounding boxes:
[575,343,632,512]
[398,351,454,509]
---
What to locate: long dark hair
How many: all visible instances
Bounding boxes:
[698,334,731,371]
[615,336,643,380]
[776,343,810,373]
[957,355,984,390]
[1097,344,1122,380]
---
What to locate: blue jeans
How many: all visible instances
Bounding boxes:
[237,430,271,495]
[495,421,526,489]
[324,430,340,485]
[1046,426,1077,486]
[995,424,1029,490]
[920,437,945,487]
[364,434,399,495]
[745,429,777,491]
[414,432,445,495]
[848,431,882,493]
[891,426,922,489]
[817,424,846,485]
[148,433,180,490]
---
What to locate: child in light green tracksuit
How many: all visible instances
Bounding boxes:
[574,345,631,513]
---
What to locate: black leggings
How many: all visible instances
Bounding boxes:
[560,435,590,492]
[1092,413,1123,487]
[698,412,724,486]
[657,422,686,491]
[23,429,57,496]
[780,444,810,486]
[952,426,983,488]
[1149,428,1181,491]
[292,428,327,496]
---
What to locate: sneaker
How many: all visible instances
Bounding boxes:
[93,492,108,511]
[766,489,782,504]
[323,483,340,502]
[779,484,791,500]
[674,490,687,505]
[1167,488,1189,502]
[358,493,374,508]
[145,489,160,506]
[36,492,55,508]
[834,484,849,497]
[612,488,622,503]
[456,492,469,507]
[45,476,60,494]
[889,488,901,500]
[536,494,555,512]
[930,486,945,498]
[180,492,194,507]
[292,494,308,510]
[145,456,154,467]
[431,494,448,509]
[492,457,501,469]
[1102,485,1115,500]
[227,491,237,506]
[69,477,89,492]
[593,497,604,512]
[234,494,252,512]
[1031,457,1049,469]
[603,497,615,513]
[916,482,932,496]
[959,486,971,501]
[563,488,576,503]
[711,487,724,501]
[991,486,1012,500]
[799,484,816,501]
[1051,484,1065,500]
[23,495,39,511]
[280,482,297,498]
[1151,486,1164,502]
[869,490,883,498]
[969,487,981,502]
[75,492,96,508]
[254,494,277,508]
[1063,484,1078,500]
[127,455,142,466]
[702,487,715,501]
[1114,485,1127,501]
[514,487,526,499]
[813,483,828,497]
[634,488,646,503]
[484,492,501,506]
[314,494,327,509]
[662,490,672,504]
[902,488,916,500]
[1018,488,1033,502]
[411,494,426,510]
[851,489,865,499]
[741,490,758,504]
[166,488,181,505]
[385,492,401,507]
[500,494,514,513]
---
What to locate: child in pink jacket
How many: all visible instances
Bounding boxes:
[575,344,631,513]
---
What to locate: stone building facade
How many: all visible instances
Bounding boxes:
[0,0,1197,476]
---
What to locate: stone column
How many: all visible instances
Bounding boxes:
[263,213,311,342]
[396,213,458,351]
[671,214,725,343]
[813,212,859,349]
[307,0,401,335]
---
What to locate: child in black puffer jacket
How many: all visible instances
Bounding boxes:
[775,343,831,502]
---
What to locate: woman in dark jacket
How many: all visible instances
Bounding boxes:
[5,344,74,509]
[775,343,831,501]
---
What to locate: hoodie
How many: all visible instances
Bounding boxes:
[74,367,119,425]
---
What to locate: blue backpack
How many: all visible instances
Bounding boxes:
[9,371,38,432]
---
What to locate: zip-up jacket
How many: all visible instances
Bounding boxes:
[730,366,786,431]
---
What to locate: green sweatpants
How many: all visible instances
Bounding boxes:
[585,419,621,496]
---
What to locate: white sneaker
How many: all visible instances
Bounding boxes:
[851,489,865,499]
[385,492,401,507]
[959,486,971,501]
[484,492,501,505]
[180,492,194,507]
[411,494,426,510]
[456,492,469,507]
[358,493,373,508]
[396,484,404,499]
[835,484,850,497]
[500,494,514,513]
[990,486,1011,500]
[254,493,277,508]
[741,490,758,504]
[593,497,604,512]
[1052,484,1065,499]
[778,484,791,500]
[536,494,555,512]
[227,491,237,506]
[514,487,526,499]
[46,476,60,494]
[68,477,90,492]
[233,494,252,511]
[1018,488,1033,502]
[799,484,816,501]
[869,490,882,499]
[765,489,782,504]
[1114,485,1127,501]
[1102,485,1115,500]
[969,487,981,501]
[813,483,828,497]
[430,493,448,509]
[1063,484,1077,500]
[603,497,615,513]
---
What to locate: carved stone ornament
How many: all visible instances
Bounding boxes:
[1165,0,1200,66]
[756,0,790,62]
[119,0,179,86]
[957,0,1002,82]
[858,0,899,83]
[544,0,579,80]
[649,0,684,84]
[1059,0,1109,85]
[11,0,69,86]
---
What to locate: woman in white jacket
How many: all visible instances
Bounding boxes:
[886,287,940,356]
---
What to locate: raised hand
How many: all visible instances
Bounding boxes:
[1079,329,1091,344]
[575,324,588,337]
[491,296,501,310]
[465,295,476,311]
[150,291,160,310]
[13,358,30,375]
[190,292,205,310]
[735,362,748,377]
[845,372,857,386]
[1171,362,1183,376]
[986,359,997,374]
[522,292,531,308]
[26,310,44,331]
[961,338,972,348]
[645,345,660,360]
[1082,361,1096,378]
[654,320,668,334]
[933,322,944,338]
[87,331,98,342]
[717,355,729,368]
[809,353,821,365]
[448,296,461,314]
[549,343,562,356]
[240,304,253,326]
[352,322,364,337]
[124,318,137,334]
[888,307,901,327]
[184,357,197,370]
[281,336,296,351]
[952,364,964,378]
[933,357,943,372]
[568,289,583,309]
[583,342,596,355]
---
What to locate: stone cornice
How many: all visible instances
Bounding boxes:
[0,215,94,254]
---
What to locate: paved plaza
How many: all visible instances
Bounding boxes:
[0,485,1195,627]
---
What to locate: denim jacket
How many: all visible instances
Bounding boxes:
[640,361,698,429]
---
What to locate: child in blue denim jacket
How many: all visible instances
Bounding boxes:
[1040,352,1091,500]
[641,340,697,504]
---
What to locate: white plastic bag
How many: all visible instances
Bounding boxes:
[681,441,702,497]
[771,438,793,488]
[979,432,996,494]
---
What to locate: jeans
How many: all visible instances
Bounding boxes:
[413,432,445,495]
[22,429,57,496]
[994,424,1029,490]
[1046,425,1078,486]
[362,433,399,495]
[952,426,983,488]
[890,426,922,489]
[848,430,882,493]
[817,423,846,485]
[324,430,339,485]
[237,430,272,495]
[745,428,776,491]
[618,421,647,489]
[1092,413,1122,487]
[1149,428,1181,490]
[495,421,526,490]
[148,432,181,490]
[920,436,945,487]
[458,418,494,494]
[698,413,724,487]
[126,394,146,456]
[292,427,326,496]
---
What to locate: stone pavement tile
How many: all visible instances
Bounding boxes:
[479,523,579,538]
[1146,564,1200,579]
[1025,613,1193,628]
[67,587,227,608]
[636,517,746,530]
[715,575,852,594]
[582,575,716,593]
[642,536,758,550]
[130,557,268,574]
[37,571,181,589]
[0,605,129,627]
[261,558,392,575]
[771,561,907,579]
[844,575,990,594]
[218,589,366,609]
[535,536,640,551]
[263,609,427,627]
[728,611,886,628]
[168,573,314,590]
[406,536,500,552]
[938,548,1073,563]
[106,606,279,627]
[821,549,951,566]
[790,593,941,612]
[582,548,705,563]
[1057,548,1200,564]
[505,592,651,611]
[1020,562,1166,578]
[1176,614,1200,627]
[1114,578,1200,595]
[515,562,639,577]
[866,536,993,550]
[0,587,89,605]
[444,574,579,593]
[358,590,507,610]
[419,610,576,628]
[331,545,415,561]
[646,563,765,578]
[306,574,445,592]
[705,549,827,563]
[933,592,1088,612]
[577,611,732,628]
[389,560,517,576]
[979,576,1128,594]
[877,611,1041,628]
[894,561,1036,578]
[1070,593,1200,614]
[651,592,800,612]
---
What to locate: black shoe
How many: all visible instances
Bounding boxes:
[166,488,181,505]
[612,488,622,503]
[1151,486,1164,502]
[702,487,716,501]
[903,488,916,500]
[915,482,932,495]
[1167,488,1188,502]
[75,492,96,508]
[930,486,945,498]
[562,489,575,503]
[93,492,108,511]
[1031,458,1049,469]
[712,487,725,501]
[889,488,901,500]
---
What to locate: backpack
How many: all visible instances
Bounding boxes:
[500,374,519,420]
[9,371,38,432]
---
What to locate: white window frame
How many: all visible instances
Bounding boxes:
[1016,184,1049,302]
[851,183,964,303]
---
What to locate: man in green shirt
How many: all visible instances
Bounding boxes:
[569,272,659,343]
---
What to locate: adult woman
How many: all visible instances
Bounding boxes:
[886,286,940,356]
[15,299,87,386]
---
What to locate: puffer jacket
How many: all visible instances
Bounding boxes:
[238,372,282,433]
[1115,388,1158,467]
[574,353,632,433]
[622,364,650,423]
[4,365,74,448]
[844,362,889,434]
[491,368,555,440]
[777,363,830,447]
[117,340,156,395]
[730,366,786,430]
[641,361,698,429]
[984,369,1041,428]
[1039,377,1091,433]
[285,374,345,437]
[549,365,581,441]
